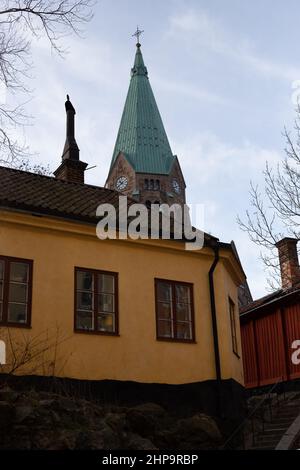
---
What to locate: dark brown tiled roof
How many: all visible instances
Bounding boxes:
[240,281,300,317]
[0,165,227,250]
[0,165,132,224]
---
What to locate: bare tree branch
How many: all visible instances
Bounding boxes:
[0,325,72,377]
[0,0,95,169]
[238,105,300,290]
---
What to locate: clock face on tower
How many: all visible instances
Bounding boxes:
[115,176,128,191]
[172,178,181,194]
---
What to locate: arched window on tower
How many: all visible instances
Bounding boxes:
[150,179,154,190]
[155,179,160,190]
[144,179,149,190]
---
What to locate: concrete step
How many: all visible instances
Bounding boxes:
[258,429,286,438]
[276,409,299,415]
[261,426,288,434]
[256,433,282,441]
[266,417,293,425]
[284,403,300,408]
[284,397,300,404]
[274,413,295,418]
[248,445,275,450]
[275,415,298,421]
[277,408,300,415]
[264,421,289,429]
[271,418,294,425]
[277,410,299,416]
[255,437,280,447]
[266,413,294,419]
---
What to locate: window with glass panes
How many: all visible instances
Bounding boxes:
[0,256,32,326]
[155,279,195,341]
[75,268,118,334]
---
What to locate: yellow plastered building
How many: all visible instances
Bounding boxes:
[0,42,248,420]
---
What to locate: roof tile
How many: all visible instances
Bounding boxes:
[0,166,129,223]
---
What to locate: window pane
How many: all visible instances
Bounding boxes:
[97,313,114,332]
[8,303,27,323]
[157,320,173,338]
[76,311,93,330]
[0,280,3,302]
[76,292,93,311]
[176,322,192,340]
[157,282,172,302]
[0,261,4,280]
[10,262,28,283]
[157,301,172,320]
[77,271,93,291]
[98,293,114,313]
[176,303,191,322]
[175,285,190,303]
[98,274,114,294]
[9,283,27,303]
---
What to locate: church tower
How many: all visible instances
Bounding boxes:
[106,34,186,207]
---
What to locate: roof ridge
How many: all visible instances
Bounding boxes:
[0,165,140,204]
[0,164,56,181]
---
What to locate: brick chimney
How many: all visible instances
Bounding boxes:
[54,95,88,184]
[276,238,300,290]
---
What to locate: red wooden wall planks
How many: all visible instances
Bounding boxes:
[241,302,300,388]
[284,304,300,381]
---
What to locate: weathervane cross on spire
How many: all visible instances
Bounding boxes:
[132,26,144,45]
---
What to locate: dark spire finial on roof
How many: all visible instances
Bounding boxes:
[132,26,144,47]
[65,94,75,114]
[54,95,88,183]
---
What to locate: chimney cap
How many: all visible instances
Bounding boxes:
[276,237,300,290]
[275,237,299,248]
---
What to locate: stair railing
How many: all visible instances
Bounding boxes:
[222,378,287,449]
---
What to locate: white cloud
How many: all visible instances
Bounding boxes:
[32,35,118,88]
[3,32,121,183]
[152,76,229,105]
[167,9,300,82]
[175,131,282,299]
[174,131,281,187]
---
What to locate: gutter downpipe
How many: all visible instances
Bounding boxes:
[208,242,222,417]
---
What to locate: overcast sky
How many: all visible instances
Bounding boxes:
[13,0,300,298]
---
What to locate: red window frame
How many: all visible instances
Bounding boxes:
[155,278,195,343]
[0,255,33,328]
[74,267,119,336]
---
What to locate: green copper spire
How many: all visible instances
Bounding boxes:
[110,42,175,175]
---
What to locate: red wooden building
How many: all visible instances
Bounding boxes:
[240,238,300,388]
